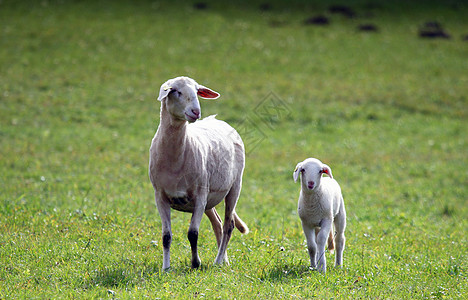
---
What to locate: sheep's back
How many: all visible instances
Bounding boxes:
[188,116,244,152]
[190,116,242,137]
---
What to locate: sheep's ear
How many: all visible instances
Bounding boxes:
[157,83,172,101]
[321,164,333,179]
[197,85,220,99]
[293,163,303,183]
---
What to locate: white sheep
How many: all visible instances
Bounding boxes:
[149,76,249,270]
[293,158,346,273]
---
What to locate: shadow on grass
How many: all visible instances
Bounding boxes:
[89,261,316,288]
[259,260,349,282]
[259,263,315,282]
[91,267,139,288]
[88,262,213,288]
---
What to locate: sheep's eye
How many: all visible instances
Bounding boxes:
[300,169,305,173]
[169,90,181,96]
[319,170,324,174]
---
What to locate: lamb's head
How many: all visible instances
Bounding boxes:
[157,76,220,123]
[293,158,333,191]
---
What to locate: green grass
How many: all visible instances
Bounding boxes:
[1,0,467,298]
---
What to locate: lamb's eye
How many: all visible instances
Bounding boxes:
[300,169,305,173]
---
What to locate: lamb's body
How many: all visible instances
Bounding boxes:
[294,158,346,273]
[149,76,248,270]
[298,178,343,228]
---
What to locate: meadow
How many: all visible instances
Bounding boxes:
[0,0,467,298]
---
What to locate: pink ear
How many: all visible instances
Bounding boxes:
[322,165,333,178]
[197,86,220,99]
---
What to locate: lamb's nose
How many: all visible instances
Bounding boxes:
[192,108,200,118]
[307,181,315,189]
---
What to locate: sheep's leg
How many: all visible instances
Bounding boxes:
[317,219,332,273]
[214,213,234,265]
[188,203,206,269]
[205,207,223,248]
[334,201,347,267]
[214,187,239,265]
[303,223,317,269]
[155,192,172,270]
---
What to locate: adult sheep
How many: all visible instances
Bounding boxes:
[149,76,249,270]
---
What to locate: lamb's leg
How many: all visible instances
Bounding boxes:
[205,207,223,248]
[317,219,332,273]
[334,202,347,267]
[214,186,240,265]
[188,203,206,269]
[155,192,172,270]
[315,227,334,250]
[303,223,317,269]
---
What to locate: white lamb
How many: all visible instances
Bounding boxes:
[149,76,249,270]
[293,158,346,273]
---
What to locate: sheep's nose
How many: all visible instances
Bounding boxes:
[191,108,201,118]
[307,181,315,189]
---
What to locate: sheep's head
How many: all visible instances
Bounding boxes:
[293,158,333,191]
[157,76,220,123]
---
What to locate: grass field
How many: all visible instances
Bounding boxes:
[1,0,467,298]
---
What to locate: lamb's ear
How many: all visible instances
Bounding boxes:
[197,84,220,99]
[321,164,333,179]
[293,163,303,183]
[157,82,172,101]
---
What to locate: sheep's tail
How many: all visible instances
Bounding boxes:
[233,211,249,234]
[327,230,335,251]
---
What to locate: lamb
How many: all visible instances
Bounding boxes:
[149,76,249,270]
[293,158,346,273]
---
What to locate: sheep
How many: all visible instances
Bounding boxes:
[149,76,249,270]
[293,158,346,273]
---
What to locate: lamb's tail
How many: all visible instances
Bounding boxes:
[327,230,335,251]
[233,211,249,234]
